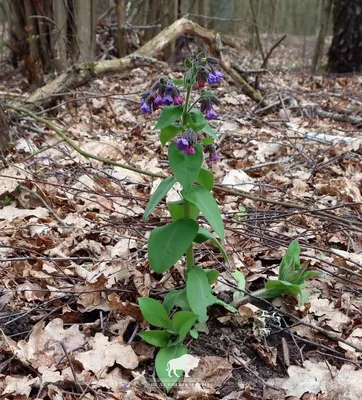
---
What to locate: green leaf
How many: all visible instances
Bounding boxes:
[171,311,198,344]
[186,266,217,324]
[186,109,207,131]
[182,186,224,239]
[168,200,199,221]
[144,176,176,221]
[264,280,307,301]
[184,68,196,88]
[154,105,184,130]
[156,345,188,391]
[204,269,219,284]
[232,270,246,302]
[163,289,191,313]
[139,330,172,347]
[202,137,214,145]
[194,227,229,264]
[168,142,203,191]
[172,78,184,86]
[279,240,300,281]
[148,219,199,273]
[185,59,193,68]
[202,123,217,139]
[199,90,214,98]
[138,298,173,330]
[213,298,237,313]
[160,124,183,146]
[197,167,214,190]
[190,329,199,339]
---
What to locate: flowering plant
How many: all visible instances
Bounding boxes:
[137,53,236,391]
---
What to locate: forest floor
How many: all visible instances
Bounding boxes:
[0,36,362,400]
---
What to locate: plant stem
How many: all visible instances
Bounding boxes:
[182,86,192,125]
[184,199,194,267]
[181,86,194,267]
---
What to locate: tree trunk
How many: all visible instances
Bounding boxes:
[24,0,44,88]
[144,0,160,42]
[328,0,362,73]
[6,0,27,67]
[0,107,10,166]
[198,0,208,28]
[52,0,68,72]
[161,0,178,60]
[72,0,97,62]
[312,0,333,73]
[115,0,127,57]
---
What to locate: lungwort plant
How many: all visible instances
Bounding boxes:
[137,53,236,390]
[136,56,318,391]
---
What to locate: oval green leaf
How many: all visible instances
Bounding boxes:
[168,142,203,191]
[156,345,188,391]
[138,297,173,330]
[148,218,199,273]
[197,167,214,190]
[186,108,207,132]
[154,105,184,130]
[139,330,172,347]
[194,227,229,264]
[160,124,183,146]
[182,186,224,239]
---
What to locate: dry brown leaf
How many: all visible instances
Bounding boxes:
[74,332,139,378]
[0,205,49,222]
[1,374,40,397]
[16,281,45,301]
[9,318,85,369]
[282,361,362,399]
[178,356,233,397]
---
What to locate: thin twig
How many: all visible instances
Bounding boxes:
[18,185,68,226]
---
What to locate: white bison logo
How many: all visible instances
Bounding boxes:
[166,354,200,377]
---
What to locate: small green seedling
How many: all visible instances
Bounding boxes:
[233,240,319,305]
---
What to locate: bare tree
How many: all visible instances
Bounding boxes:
[328,0,362,73]
[115,0,127,57]
[312,0,333,73]
[72,0,97,62]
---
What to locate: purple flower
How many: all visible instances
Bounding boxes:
[177,138,189,151]
[206,108,218,120]
[205,144,219,162]
[213,70,224,82]
[207,73,218,85]
[209,152,219,162]
[154,95,164,106]
[173,96,184,105]
[163,94,173,105]
[207,70,224,85]
[140,101,152,114]
[166,81,173,94]
[185,146,196,155]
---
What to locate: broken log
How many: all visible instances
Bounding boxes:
[26,17,265,109]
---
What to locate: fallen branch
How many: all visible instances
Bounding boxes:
[25,17,237,108]
[4,104,362,230]
[24,17,268,110]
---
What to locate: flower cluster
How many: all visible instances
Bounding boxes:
[195,55,224,88]
[199,95,220,120]
[140,78,183,114]
[176,130,197,155]
[204,144,220,162]
[176,130,219,162]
